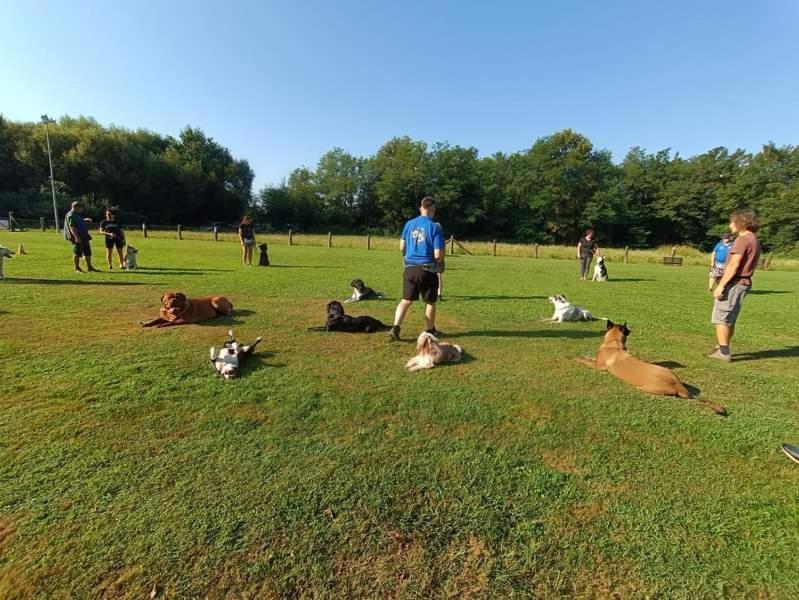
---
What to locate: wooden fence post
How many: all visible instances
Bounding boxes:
[213,225,219,241]
[766,252,773,270]
[624,246,629,264]
[142,223,148,238]
[40,217,46,232]
[288,229,293,246]
[367,234,371,250]
[449,235,455,256]
[328,232,332,248]
[670,245,677,258]
[492,240,497,256]
[178,224,183,240]
[8,212,14,231]
[534,243,539,259]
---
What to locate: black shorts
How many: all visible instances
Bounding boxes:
[403,266,439,304]
[72,239,92,257]
[105,237,124,250]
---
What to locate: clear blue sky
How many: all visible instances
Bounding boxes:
[2,0,797,191]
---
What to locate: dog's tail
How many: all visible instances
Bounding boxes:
[591,316,610,322]
[677,384,728,416]
[307,326,327,332]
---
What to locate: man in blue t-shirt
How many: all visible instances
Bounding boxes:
[388,196,445,341]
[708,232,732,291]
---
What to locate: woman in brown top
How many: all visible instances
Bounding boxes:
[708,209,761,362]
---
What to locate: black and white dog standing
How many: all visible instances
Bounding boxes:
[344,278,383,303]
[210,330,263,379]
[592,256,609,282]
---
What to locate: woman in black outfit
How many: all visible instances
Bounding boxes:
[238,215,256,266]
[576,228,599,280]
[99,208,126,270]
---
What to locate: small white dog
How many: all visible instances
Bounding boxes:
[0,245,14,279]
[125,246,138,270]
[210,330,263,380]
[544,294,602,322]
[405,331,463,372]
[592,256,609,282]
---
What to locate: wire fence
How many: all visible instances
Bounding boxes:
[6,215,797,270]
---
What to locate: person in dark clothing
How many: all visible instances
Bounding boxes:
[99,208,126,270]
[238,215,256,266]
[576,229,599,280]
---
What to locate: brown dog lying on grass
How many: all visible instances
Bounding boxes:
[578,321,727,416]
[141,292,233,328]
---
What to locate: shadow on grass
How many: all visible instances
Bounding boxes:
[240,352,287,374]
[747,290,791,295]
[733,346,799,362]
[653,360,686,369]
[450,295,547,301]
[262,265,340,269]
[5,277,161,286]
[609,278,656,282]
[449,329,597,339]
[136,267,233,273]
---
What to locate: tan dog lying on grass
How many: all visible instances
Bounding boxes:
[141,292,233,328]
[405,331,463,371]
[578,321,727,415]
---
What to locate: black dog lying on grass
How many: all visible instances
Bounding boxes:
[308,300,390,333]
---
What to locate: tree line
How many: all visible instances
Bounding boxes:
[0,115,254,226]
[1,115,796,251]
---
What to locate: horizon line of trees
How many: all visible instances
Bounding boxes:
[1,114,797,251]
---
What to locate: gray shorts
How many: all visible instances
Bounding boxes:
[712,283,749,326]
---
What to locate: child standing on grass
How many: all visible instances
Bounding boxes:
[99,208,126,270]
[708,209,761,362]
[708,232,733,291]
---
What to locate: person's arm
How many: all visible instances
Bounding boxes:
[593,242,600,255]
[576,241,582,259]
[713,254,743,298]
[400,239,406,257]
[238,226,245,244]
[67,216,81,243]
[434,248,443,261]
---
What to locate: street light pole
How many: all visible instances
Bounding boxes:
[41,115,59,231]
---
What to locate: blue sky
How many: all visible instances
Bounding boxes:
[1,0,797,190]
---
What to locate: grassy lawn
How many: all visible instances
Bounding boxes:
[1,232,797,598]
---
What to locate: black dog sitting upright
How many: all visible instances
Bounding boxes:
[258,243,270,266]
[344,278,383,303]
[309,301,390,333]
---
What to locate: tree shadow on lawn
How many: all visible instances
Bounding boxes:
[448,329,597,339]
[136,267,233,273]
[746,290,791,295]
[450,295,547,301]
[4,277,162,286]
[609,278,656,282]
[733,346,799,362]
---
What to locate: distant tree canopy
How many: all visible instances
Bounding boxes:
[1,114,797,251]
[0,115,253,225]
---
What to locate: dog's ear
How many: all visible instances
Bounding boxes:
[160,292,170,305]
[606,320,614,330]
[622,322,630,336]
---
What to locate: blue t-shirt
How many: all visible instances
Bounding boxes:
[401,215,444,266]
[713,240,732,266]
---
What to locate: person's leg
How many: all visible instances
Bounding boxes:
[106,246,113,269]
[425,303,436,331]
[393,299,412,327]
[73,255,82,271]
[117,246,125,268]
[247,245,254,265]
[241,244,247,266]
[437,273,443,299]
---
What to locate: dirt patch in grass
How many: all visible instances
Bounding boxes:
[93,564,145,599]
[0,517,15,556]
[542,450,587,475]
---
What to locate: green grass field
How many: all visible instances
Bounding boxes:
[1,232,798,598]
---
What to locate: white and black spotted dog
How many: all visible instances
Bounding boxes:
[0,245,14,280]
[592,256,609,282]
[344,278,383,303]
[544,294,604,322]
[210,330,263,380]
[125,246,139,270]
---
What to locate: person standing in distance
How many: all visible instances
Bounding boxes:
[708,232,733,291]
[64,201,100,273]
[576,229,599,280]
[99,208,126,270]
[388,197,445,342]
[708,209,761,362]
